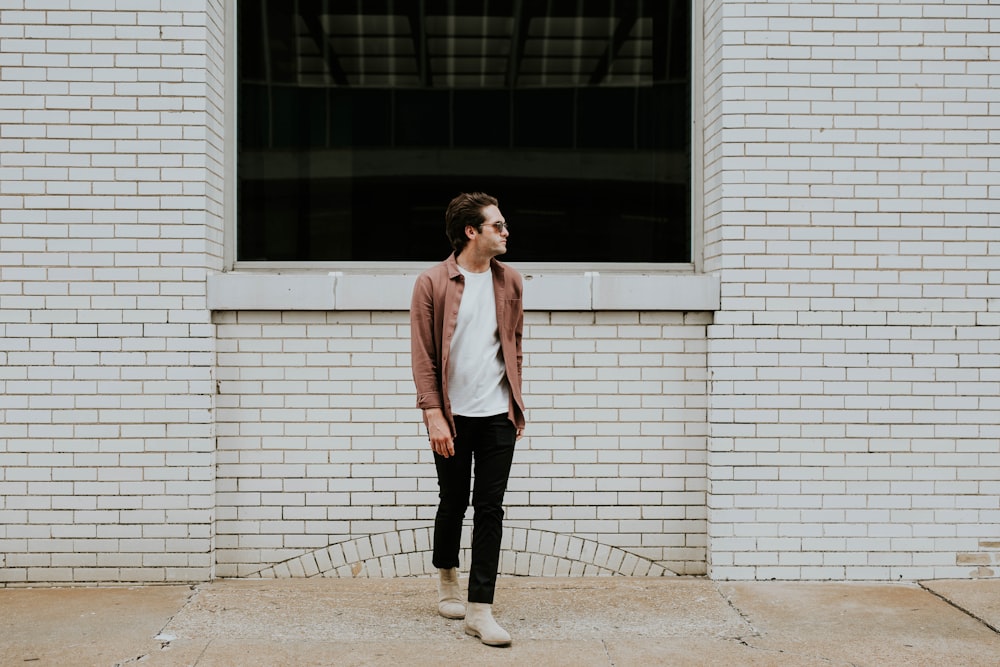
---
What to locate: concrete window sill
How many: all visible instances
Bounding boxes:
[207,271,721,311]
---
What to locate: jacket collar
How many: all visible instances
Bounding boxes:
[445,252,461,279]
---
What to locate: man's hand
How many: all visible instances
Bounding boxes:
[424,408,454,457]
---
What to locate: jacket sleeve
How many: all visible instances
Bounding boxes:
[410,273,443,410]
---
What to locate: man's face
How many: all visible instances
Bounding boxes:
[468,204,508,257]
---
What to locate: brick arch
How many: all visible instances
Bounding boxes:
[246,527,678,579]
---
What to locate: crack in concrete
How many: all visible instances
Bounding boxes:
[192,638,215,666]
[712,585,856,666]
[109,585,202,667]
[712,583,761,639]
[163,585,215,666]
[154,583,201,639]
[918,582,1000,636]
[601,637,614,666]
[120,584,205,666]
[722,635,857,666]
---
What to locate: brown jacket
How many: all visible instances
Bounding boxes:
[410,253,525,436]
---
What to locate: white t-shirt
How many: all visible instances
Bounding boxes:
[447,266,510,417]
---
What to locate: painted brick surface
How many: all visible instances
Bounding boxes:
[0,0,225,584]
[704,0,1000,580]
[213,311,710,578]
[2,0,998,585]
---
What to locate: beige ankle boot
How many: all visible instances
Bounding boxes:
[437,568,466,619]
[464,602,511,647]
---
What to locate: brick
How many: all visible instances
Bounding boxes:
[3,0,996,585]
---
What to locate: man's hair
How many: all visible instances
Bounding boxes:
[445,192,498,254]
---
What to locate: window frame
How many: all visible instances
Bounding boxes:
[220,0,709,310]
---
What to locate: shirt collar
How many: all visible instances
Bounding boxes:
[445,252,504,281]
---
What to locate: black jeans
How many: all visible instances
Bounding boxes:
[432,413,516,604]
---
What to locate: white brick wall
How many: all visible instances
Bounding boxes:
[0,0,225,584]
[705,0,1000,580]
[213,310,709,578]
[2,0,997,585]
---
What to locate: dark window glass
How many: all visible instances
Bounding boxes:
[238,0,691,263]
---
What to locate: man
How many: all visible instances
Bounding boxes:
[410,192,525,647]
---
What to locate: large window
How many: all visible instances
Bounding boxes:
[238,0,691,263]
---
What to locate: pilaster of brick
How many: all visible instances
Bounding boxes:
[706,0,1000,580]
[0,0,225,585]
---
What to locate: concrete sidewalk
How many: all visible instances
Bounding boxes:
[1,577,998,666]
